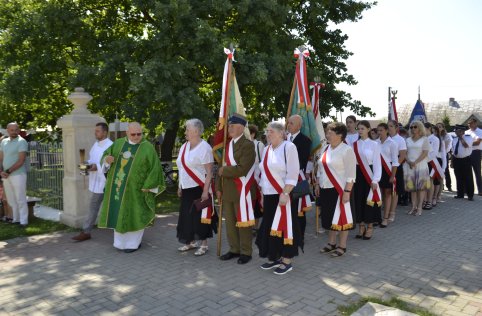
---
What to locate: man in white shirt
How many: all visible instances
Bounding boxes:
[72,122,113,241]
[452,125,474,201]
[466,118,482,195]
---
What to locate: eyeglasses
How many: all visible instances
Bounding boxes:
[130,133,142,136]
[410,126,418,129]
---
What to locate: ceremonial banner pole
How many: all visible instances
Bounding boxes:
[216,46,234,257]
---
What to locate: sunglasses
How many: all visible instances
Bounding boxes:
[410,126,418,129]
[130,133,142,136]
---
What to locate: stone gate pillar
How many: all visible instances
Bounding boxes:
[57,87,105,227]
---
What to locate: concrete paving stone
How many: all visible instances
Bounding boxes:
[1,191,482,315]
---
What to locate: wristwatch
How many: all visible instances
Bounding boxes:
[343,189,351,192]
[5,169,11,174]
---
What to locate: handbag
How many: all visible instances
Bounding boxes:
[291,180,310,200]
[282,144,310,200]
[193,194,213,212]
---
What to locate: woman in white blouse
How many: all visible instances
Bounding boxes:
[315,122,355,257]
[345,115,359,147]
[428,125,447,206]
[256,121,301,275]
[423,123,446,209]
[376,123,399,228]
[436,122,452,194]
[353,120,382,240]
[404,120,431,216]
[175,119,214,256]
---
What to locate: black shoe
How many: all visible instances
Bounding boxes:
[124,243,142,253]
[468,197,474,201]
[237,255,252,264]
[453,195,463,199]
[219,252,240,261]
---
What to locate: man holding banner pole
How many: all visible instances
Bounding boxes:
[216,113,256,264]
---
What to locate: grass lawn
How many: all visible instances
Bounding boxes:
[0,190,179,241]
[338,297,437,316]
[0,217,74,241]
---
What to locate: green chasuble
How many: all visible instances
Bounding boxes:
[98,137,165,233]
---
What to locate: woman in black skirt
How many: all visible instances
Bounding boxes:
[315,122,356,257]
[175,119,214,256]
[376,123,399,228]
[353,120,382,240]
[256,121,301,275]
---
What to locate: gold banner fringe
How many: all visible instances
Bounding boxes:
[331,224,342,231]
[200,218,212,224]
[236,220,255,228]
[331,223,354,231]
[270,230,282,237]
[283,238,293,245]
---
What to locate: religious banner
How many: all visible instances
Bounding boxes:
[408,99,427,124]
[286,48,321,154]
[309,81,327,145]
[212,48,249,163]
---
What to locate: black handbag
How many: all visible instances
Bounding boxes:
[282,144,310,200]
[291,180,310,200]
[193,194,213,211]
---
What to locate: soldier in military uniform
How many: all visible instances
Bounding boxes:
[216,113,256,264]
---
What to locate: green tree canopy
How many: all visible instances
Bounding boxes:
[0,0,375,156]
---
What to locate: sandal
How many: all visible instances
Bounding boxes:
[379,217,389,228]
[388,213,396,222]
[423,202,432,210]
[407,208,417,215]
[330,247,347,258]
[355,225,366,239]
[178,242,197,252]
[194,245,208,256]
[415,209,422,216]
[363,226,374,240]
[320,243,337,253]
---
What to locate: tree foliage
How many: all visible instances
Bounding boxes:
[0,0,375,150]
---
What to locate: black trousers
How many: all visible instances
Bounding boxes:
[453,156,474,198]
[444,153,452,189]
[470,150,481,193]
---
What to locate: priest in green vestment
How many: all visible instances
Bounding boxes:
[98,122,165,253]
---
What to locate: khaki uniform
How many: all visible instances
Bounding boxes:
[216,135,256,256]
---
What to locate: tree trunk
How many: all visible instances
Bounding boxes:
[160,121,180,162]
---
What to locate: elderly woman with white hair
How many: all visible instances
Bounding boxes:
[175,118,214,256]
[255,121,301,275]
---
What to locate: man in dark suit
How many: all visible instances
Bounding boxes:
[287,115,312,244]
[216,113,256,264]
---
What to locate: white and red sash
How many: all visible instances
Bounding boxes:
[225,140,256,227]
[180,142,214,224]
[253,145,263,210]
[263,145,293,245]
[429,158,444,180]
[296,171,312,216]
[380,151,396,192]
[321,146,353,230]
[353,141,382,207]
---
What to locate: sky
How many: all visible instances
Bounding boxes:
[334,0,482,119]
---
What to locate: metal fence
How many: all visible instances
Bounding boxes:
[27,142,64,210]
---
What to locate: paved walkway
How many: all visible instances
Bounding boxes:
[1,191,482,316]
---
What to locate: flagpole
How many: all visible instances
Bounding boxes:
[216,44,233,257]
[388,86,391,120]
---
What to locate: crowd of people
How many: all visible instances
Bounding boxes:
[0,114,480,275]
